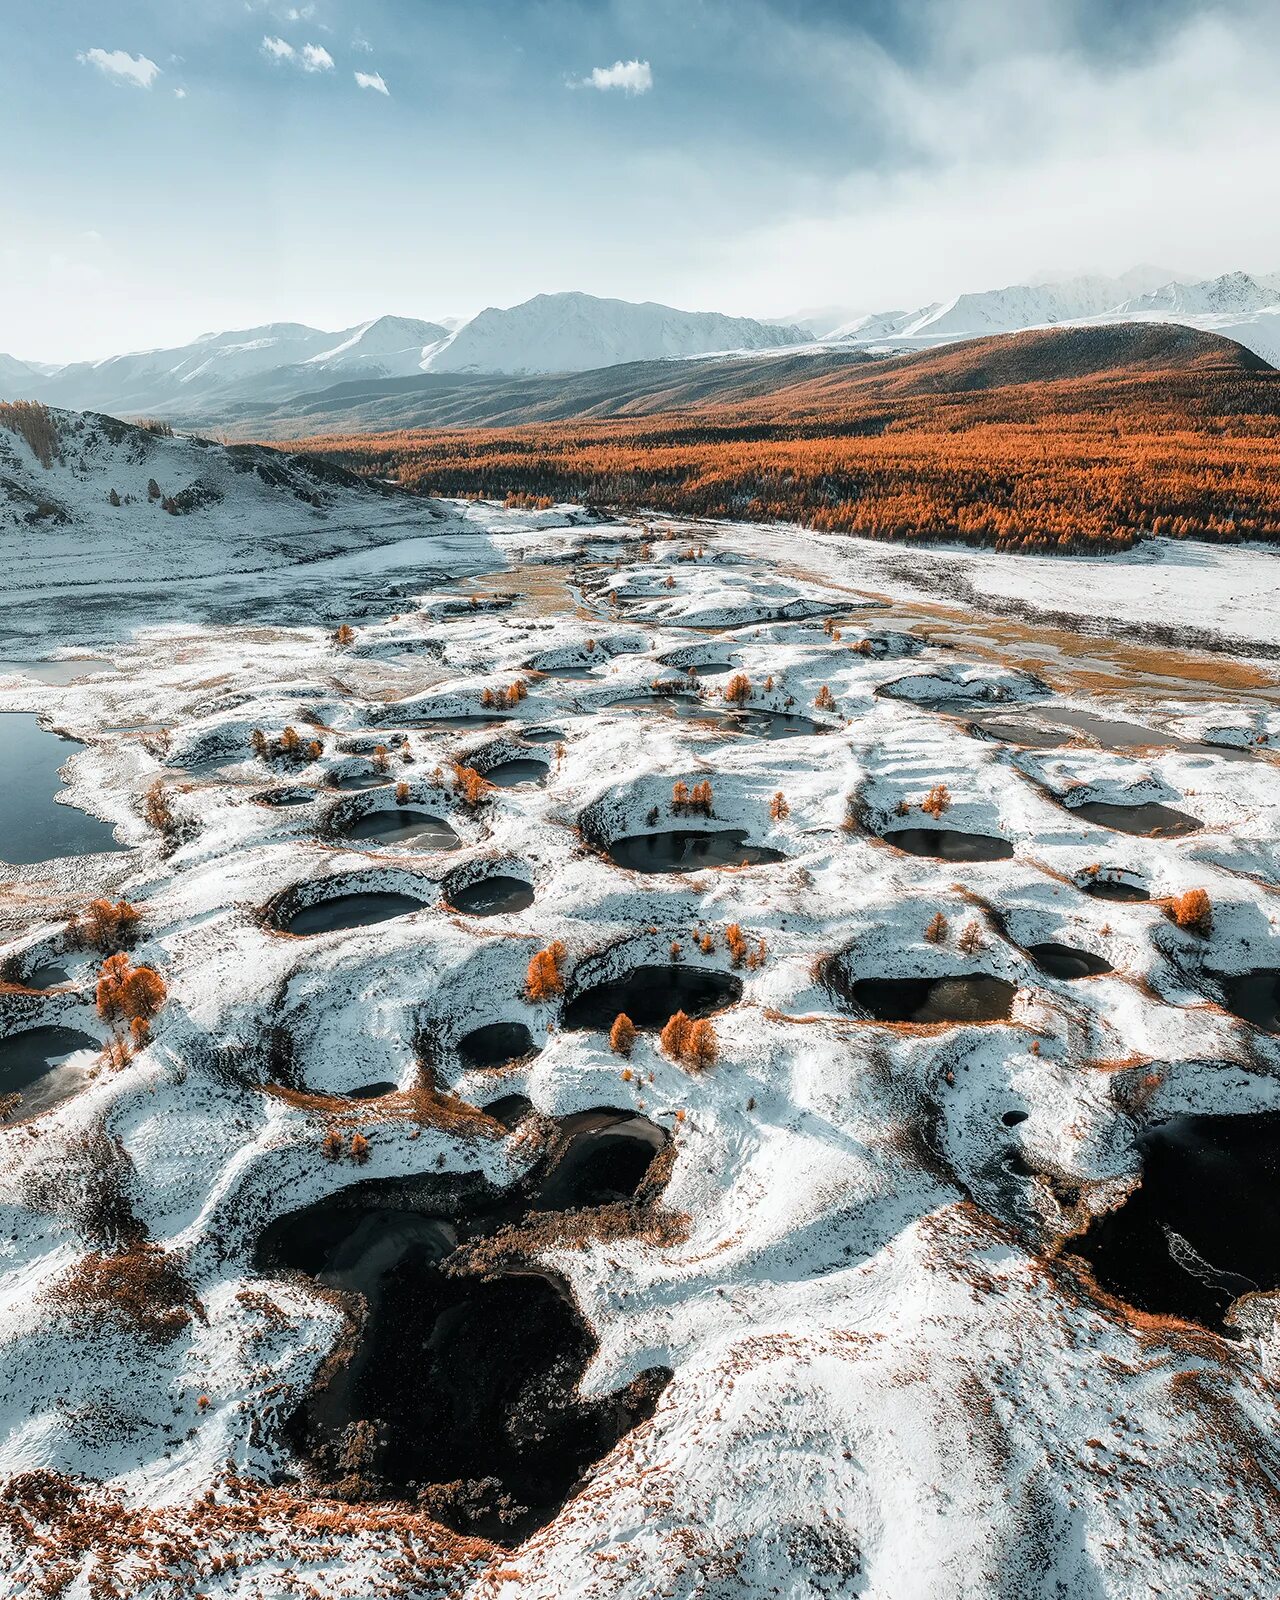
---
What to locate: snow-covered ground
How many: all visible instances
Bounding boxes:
[3,463,1280,1595]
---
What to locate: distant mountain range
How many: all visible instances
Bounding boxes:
[826,268,1280,367]
[2,272,1277,429]
[0,294,809,420]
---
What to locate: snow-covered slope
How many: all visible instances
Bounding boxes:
[422,292,811,375]
[837,268,1280,367]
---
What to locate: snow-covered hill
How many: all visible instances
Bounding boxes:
[421,291,811,375]
[836,268,1280,366]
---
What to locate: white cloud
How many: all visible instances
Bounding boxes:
[354,69,389,96]
[77,47,160,89]
[286,5,316,19]
[262,35,333,73]
[581,59,653,94]
[173,87,187,99]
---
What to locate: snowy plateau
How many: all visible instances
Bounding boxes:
[2,412,1280,1599]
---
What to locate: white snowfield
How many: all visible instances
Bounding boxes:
[2,425,1280,1596]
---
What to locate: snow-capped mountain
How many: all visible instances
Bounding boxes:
[1115,271,1278,317]
[834,268,1280,367]
[3,317,451,417]
[0,295,810,416]
[421,292,811,375]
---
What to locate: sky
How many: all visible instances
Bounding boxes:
[5,0,1280,362]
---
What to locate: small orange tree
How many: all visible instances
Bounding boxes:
[724,673,751,707]
[525,940,567,1000]
[770,791,790,820]
[1168,888,1212,936]
[96,953,167,1046]
[924,911,949,945]
[815,685,837,711]
[659,1010,691,1059]
[609,1013,636,1056]
[75,898,141,953]
[921,784,951,818]
[332,624,356,648]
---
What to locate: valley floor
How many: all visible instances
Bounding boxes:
[2,501,1279,1599]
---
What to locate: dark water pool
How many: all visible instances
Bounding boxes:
[606,829,786,873]
[537,665,597,680]
[283,891,430,935]
[850,974,1017,1024]
[448,875,534,916]
[1071,1113,1280,1329]
[1029,943,1113,979]
[1078,875,1149,903]
[341,810,460,850]
[0,714,123,864]
[483,758,549,787]
[328,770,389,793]
[1068,801,1200,837]
[882,827,1013,862]
[564,964,742,1031]
[457,1021,537,1071]
[1215,970,1280,1033]
[255,1108,671,1541]
[0,1026,98,1122]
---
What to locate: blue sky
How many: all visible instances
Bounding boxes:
[4,0,1279,360]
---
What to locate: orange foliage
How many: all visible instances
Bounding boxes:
[609,1013,636,1056]
[524,940,566,1001]
[724,673,751,706]
[770,791,790,820]
[921,784,952,818]
[74,898,141,954]
[272,329,1280,553]
[1167,887,1213,935]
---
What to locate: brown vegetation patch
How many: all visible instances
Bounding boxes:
[0,1467,496,1600]
[50,1241,204,1345]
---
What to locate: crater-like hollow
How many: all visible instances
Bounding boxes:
[278,889,432,936]
[1070,1112,1280,1330]
[327,768,389,793]
[0,1026,98,1123]
[1067,800,1200,837]
[563,964,742,1031]
[482,757,549,788]
[520,727,564,746]
[457,1021,538,1071]
[971,717,1064,750]
[730,710,832,740]
[846,975,1017,1025]
[340,810,461,851]
[606,828,786,874]
[1029,942,1113,979]
[256,787,318,808]
[882,827,1014,862]
[255,1108,672,1541]
[1213,970,1280,1034]
[1076,870,1148,903]
[445,866,535,917]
